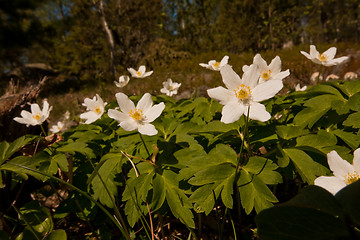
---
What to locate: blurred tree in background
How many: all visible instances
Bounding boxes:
[0,0,359,84]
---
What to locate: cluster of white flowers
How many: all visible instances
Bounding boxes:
[12,44,358,196]
[204,54,289,123]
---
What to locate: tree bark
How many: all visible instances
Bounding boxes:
[98,0,117,79]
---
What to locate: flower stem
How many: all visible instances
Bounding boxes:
[40,124,47,137]
[138,132,151,158]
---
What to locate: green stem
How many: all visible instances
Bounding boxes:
[12,205,41,240]
[235,107,251,177]
[6,162,128,238]
[86,158,130,239]
[138,132,151,158]
[40,124,47,137]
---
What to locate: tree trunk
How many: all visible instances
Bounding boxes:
[98,0,117,79]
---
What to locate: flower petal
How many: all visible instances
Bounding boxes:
[331,56,348,64]
[120,120,137,132]
[327,151,355,180]
[31,103,41,114]
[300,51,312,60]
[352,148,360,173]
[127,68,137,77]
[253,54,268,71]
[272,70,290,80]
[115,92,135,113]
[323,47,337,60]
[137,93,153,112]
[143,71,153,77]
[251,80,283,102]
[242,64,260,88]
[80,111,99,124]
[138,65,146,74]
[309,45,319,58]
[220,65,242,89]
[108,109,129,122]
[314,176,346,195]
[144,102,165,123]
[220,56,229,66]
[138,123,158,136]
[207,87,235,105]
[20,110,32,119]
[268,56,281,74]
[246,102,271,122]
[220,102,245,124]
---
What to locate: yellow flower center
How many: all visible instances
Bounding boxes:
[261,70,272,80]
[136,71,142,76]
[344,171,360,185]
[32,113,42,121]
[170,86,174,90]
[94,106,102,114]
[129,108,144,121]
[234,84,252,101]
[318,53,328,62]
[213,62,220,68]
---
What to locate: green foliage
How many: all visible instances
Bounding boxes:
[3,80,360,238]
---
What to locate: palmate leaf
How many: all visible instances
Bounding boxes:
[283,148,329,184]
[91,153,125,208]
[238,157,281,214]
[0,136,35,165]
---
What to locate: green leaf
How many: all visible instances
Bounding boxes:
[343,111,360,128]
[331,129,360,150]
[296,130,337,153]
[91,156,121,208]
[243,157,282,185]
[163,170,194,228]
[283,148,329,184]
[0,136,34,165]
[52,154,68,172]
[238,170,278,214]
[44,230,67,240]
[256,206,350,240]
[335,180,360,226]
[20,201,53,235]
[276,125,310,140]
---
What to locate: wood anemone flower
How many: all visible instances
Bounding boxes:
[315,149,360,195]
[207,64,283,123]
[199,55,229,71]
[108,93,165,136]
[127,65,153,78]
[300,45,348,66]
[13,100,52,127]
[80,94,106,124]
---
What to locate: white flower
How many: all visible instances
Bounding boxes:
[300,45,348,66]
[80,94,106,124]
[344,72,358,80]
[50,121,64,134]
[310,72,323,82]
[199,56,229,71]
[295,83,307,91]
[314,149,360,195]
[127,65,153,78]
[207,64,283,123]
[325,74,339,82]
[242,54,290,83]
[14,100,52,127]
[115,75,130,88]
[160,78,181,97]
[108,93,165,136]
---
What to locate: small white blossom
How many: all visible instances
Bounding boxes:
[14,100,52,127]
[344,72,358,80]
[300,45,348,66]
[199,56,229,71]
[310,72,323,82]
[325,74,339,82]
[160,78,181,96]
[50,121,64,134]
[295,83,307,91]
[242,54,290,84]
[80,94,106,124]
[127,65,153,78]
[108,93,165,136]
[207,64,283,123]
[315,149,360,195]
[115,75,130,88]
